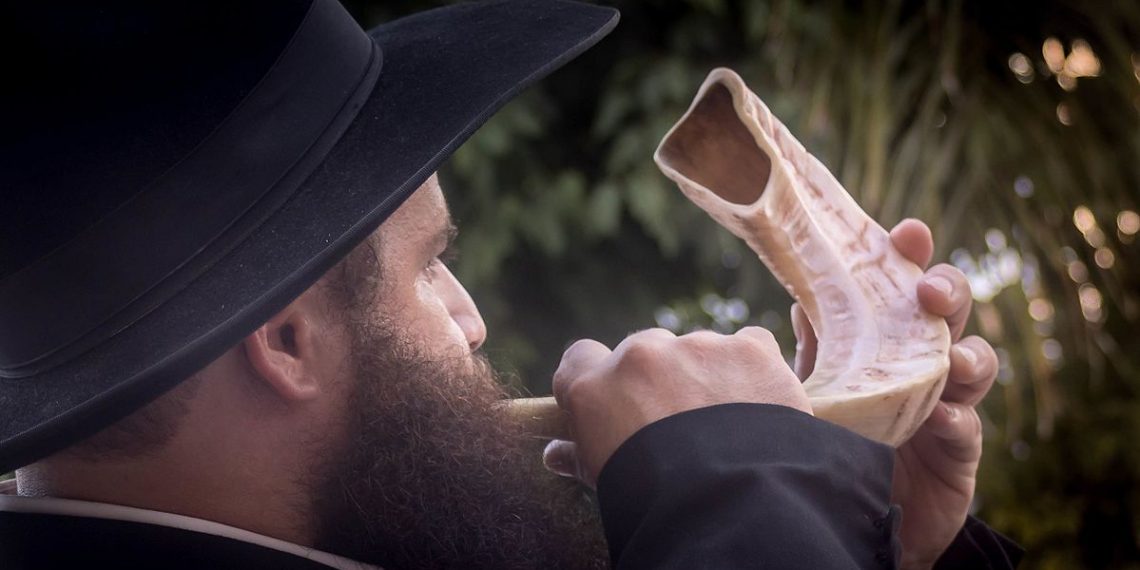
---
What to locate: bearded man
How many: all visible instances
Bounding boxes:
[0,0,1020,568]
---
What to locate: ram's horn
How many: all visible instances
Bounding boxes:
[652,68,950,446]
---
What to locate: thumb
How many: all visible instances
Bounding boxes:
[543,439,593,488]
[791,303,818,380]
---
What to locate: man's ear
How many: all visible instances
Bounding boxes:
[242,297,326,403]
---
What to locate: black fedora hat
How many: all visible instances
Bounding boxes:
[0,0,618,473]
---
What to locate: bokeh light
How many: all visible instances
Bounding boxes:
[1042,338,1064,364]
[1041,37,1101,91]
[1056,103,1072,125]
[1067,259,1089,283]
[1094,248,1115,269]
[1014,175,1034,198]
[1073,206,1096,233]
[1008,53,1034,83]
[1065,40,1101,78]
[1043,37,1065,74]
[1029,298,1055,322]
[1079,283,1104,322]
[1119,210,1140,235]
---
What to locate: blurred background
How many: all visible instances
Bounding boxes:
[2,1,1134,569]
[348,1,1140,567]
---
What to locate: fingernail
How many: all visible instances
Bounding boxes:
[953,344,978,368]
[547,464,576,479]
[542,441,576,478]
[926,276,953,295]
[542,454,571,477]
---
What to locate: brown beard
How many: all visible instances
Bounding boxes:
[310,315,610,569]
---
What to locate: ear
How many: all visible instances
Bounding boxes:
[242,296,327,403]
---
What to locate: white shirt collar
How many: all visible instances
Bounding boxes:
[0,479,381,570]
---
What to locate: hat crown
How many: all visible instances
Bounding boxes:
[4,0,313,281]
[1,0,381,374]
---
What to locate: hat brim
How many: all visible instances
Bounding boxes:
[0,0,618,473]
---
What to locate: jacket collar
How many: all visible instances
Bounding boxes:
[0,479,379,570]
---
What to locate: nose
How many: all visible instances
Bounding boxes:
[436,264,487,351]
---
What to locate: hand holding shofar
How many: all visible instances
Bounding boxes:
[506,68,950,447]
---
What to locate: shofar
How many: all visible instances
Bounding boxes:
[503,68,951,447]
[653,68,950,446]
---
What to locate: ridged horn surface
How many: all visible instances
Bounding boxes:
[654,68,950,446]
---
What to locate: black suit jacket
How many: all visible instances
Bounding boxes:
[0,509,339,569]
[598,403,1022,569]
[0,403,1021,569]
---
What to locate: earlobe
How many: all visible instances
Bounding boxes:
[242,312,323,403]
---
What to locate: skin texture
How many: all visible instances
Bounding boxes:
[17,177,995,567]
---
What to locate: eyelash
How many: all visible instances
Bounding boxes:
[438,244,459,266]
[424,245,458,279]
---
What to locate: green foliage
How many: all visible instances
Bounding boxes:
[349,1,1140,566]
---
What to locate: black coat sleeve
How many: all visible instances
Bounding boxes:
[595,403,901,569]
[933,515,1023,569]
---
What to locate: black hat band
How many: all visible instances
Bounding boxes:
[0,0,382,376]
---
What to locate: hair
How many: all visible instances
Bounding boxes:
[60,373,206,462]
[59,233,385,462]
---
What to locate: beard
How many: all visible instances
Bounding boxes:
[310,315,610,569]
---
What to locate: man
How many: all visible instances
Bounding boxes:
[0,0,1020,568]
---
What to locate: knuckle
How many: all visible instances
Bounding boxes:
[629,327,674,340]
[617,338,664,371]
[561,338,596,360]
[738,327,779,354]
[559,377,589,408]
[624,326,673,342]
[680,329,722,348]
[553,369,595,410]
[553,340,599,404]
[749,326,778,344]
[551,367,574,403]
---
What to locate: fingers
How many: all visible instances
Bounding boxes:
[942,336,998,406]
[918,402,983,465]
[889,219,974,341]
[889,218,934,268]
[789,303,817,380]
[917,264,972,341]
[552,339,611,408]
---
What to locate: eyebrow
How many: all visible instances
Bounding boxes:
[427,220,459,258]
